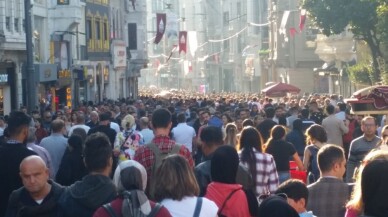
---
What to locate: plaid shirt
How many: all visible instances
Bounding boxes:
[134,135,194,182]
[240,149,279,195]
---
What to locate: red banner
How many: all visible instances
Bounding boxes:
[154,13,166,44]
[289,27,298,37]
[299,9,306,31]
[179,31,187,54]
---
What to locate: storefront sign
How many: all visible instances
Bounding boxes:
[66,87,72,108]
[35,64,58,82]
[112,40,127,69]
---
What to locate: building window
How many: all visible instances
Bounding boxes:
[14,18,19,32]
[6,17,10,31]
[86,19,92,40]
[23,19,26,32]
[127,23,137,50]
[57,0,69,5]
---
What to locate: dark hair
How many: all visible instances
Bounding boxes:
[317,145,344,173]
[154,155,199,201]
[177,112,186,123]
[265,107,275,119]
[269,125,286,141]
[301,108,309,118]
[120,166,143,191]
[338,103,347,112]
[84,132,112,172]
[326,105,335,115]
[275,179,309,207]
[305,124,327,143]
[211,145,239,184]
[68,134,83,152]
[152,108,171,129]
[72,128,87,143]
[222,113,233,123]
[239,126,263,189]
[242,119,254,127]
[200,126,223,146]
[51,119,65,133]
[7,111,31,137]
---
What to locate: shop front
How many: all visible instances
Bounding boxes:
[35,64,58,111]
[0,62,17,115]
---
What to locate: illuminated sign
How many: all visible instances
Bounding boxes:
[66,87,72,108]
[0,74,8,83]
[57,0,70,5]
[58,69,71,78]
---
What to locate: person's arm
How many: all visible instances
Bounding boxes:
[340,119,349,134]
[303,147,311,171]
[293,152,305,171]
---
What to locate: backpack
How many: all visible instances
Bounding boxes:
[147,142,181,198]
[102,198,162,217]
[120,130,144,161]
[307,145,320,183]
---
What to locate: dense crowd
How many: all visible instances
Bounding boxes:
[0,89,388,217]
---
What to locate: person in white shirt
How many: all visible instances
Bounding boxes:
[68,113,90,136]
[172,113,196,153]
[139,117,154,144]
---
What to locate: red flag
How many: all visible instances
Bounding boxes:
[179,31,187,54]
[289,27,297,37]
[154,13,166,44]
[299,9,306,31]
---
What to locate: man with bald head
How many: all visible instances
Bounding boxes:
[5,156,64,217]
[0,111,36,216]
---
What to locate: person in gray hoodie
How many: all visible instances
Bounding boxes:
[58,132,116,217]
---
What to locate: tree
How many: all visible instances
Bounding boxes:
[303,0,383,83]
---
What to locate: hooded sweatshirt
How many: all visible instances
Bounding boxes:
[205,182,250,217]
[58,174,116,217]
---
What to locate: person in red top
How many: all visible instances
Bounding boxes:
[134,108,194,189]
[205,145,253,217]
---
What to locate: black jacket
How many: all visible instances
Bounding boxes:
[57,174,116,217]
[87,125,117,147]
[5,180,65,217]
[56,147,87,186]
[0,142,36,216]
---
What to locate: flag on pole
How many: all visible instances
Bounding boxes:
[188,31,198,57]
[279,11,290,35]
[154,13,166,44]
[289,27,298,37]
[179,31,187,54]
[299,9,307,31]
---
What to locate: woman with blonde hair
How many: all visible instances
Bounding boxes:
[375,125,388,150]
[114,114,144,162]
[153,155,218,217]
[345,150,388,217]
[224,123,238,149]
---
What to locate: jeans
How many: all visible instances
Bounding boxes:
[278,171,291,184]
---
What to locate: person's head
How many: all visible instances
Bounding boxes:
[289,107,299,116]
[201,111,211,124]
[113,160,147,193]
[300,108,309,119]
[211,145,239,184]
[90,111,99,123]
[292,119,303,132]
[224,123,238,147]
[152,108,172,130]
[259,195,300,217]
[51,119,65,134]
[121,114,135,131]
[19,156,50,197]
[26,127,37,143]
[234,118,243,131]
[153,155,199,201]
[274,107,283,118]
[7,111,31,142]
[99,112,111,126]
[275,179,308,214]
[139,117,150,129]
[200,126,224,155]
[253,115,264,126]
[325,104,335,115]
[338,102,347,112]
[84,132,113,174]
[317,144,346,179]
[381,125,388,145]
[68,134,83,153]
[242,119,254,127]
[361,116,377,137]
[305,124,327,144]
[239,109,249,120]
[221,113,233,125]
[361,158,388,217]
[177,112,186,123]
[72,128,87,142]
[76,113,86,124]
[239,126,263,152]
[264,107,275,119]
[269,125,287,141]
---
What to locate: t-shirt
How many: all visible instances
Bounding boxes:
[266,140,296,171]
[161,196,218,217]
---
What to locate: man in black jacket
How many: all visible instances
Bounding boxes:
[0,111,36,216]
[58,132,116,217]
[5,156,64,217]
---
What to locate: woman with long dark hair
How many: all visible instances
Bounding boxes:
[239,126,279,196]
[265,125,304,184]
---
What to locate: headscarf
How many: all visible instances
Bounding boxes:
[211,145,239,184]
[113,160,147,192]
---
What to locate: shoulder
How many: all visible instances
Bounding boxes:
[200,197,219,213]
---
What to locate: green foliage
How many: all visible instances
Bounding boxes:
[347,63,374,85]
[258,49,270,57]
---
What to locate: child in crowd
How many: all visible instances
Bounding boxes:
[275,179,316,217]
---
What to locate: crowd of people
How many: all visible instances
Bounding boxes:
[0,89,388,217]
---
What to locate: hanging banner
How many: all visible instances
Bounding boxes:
[188,31,198,57]
[279,11,290,35]
[299,9,307,31]
[154,13,166,44]
[166,12,178,38]
[179,31,187,54]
